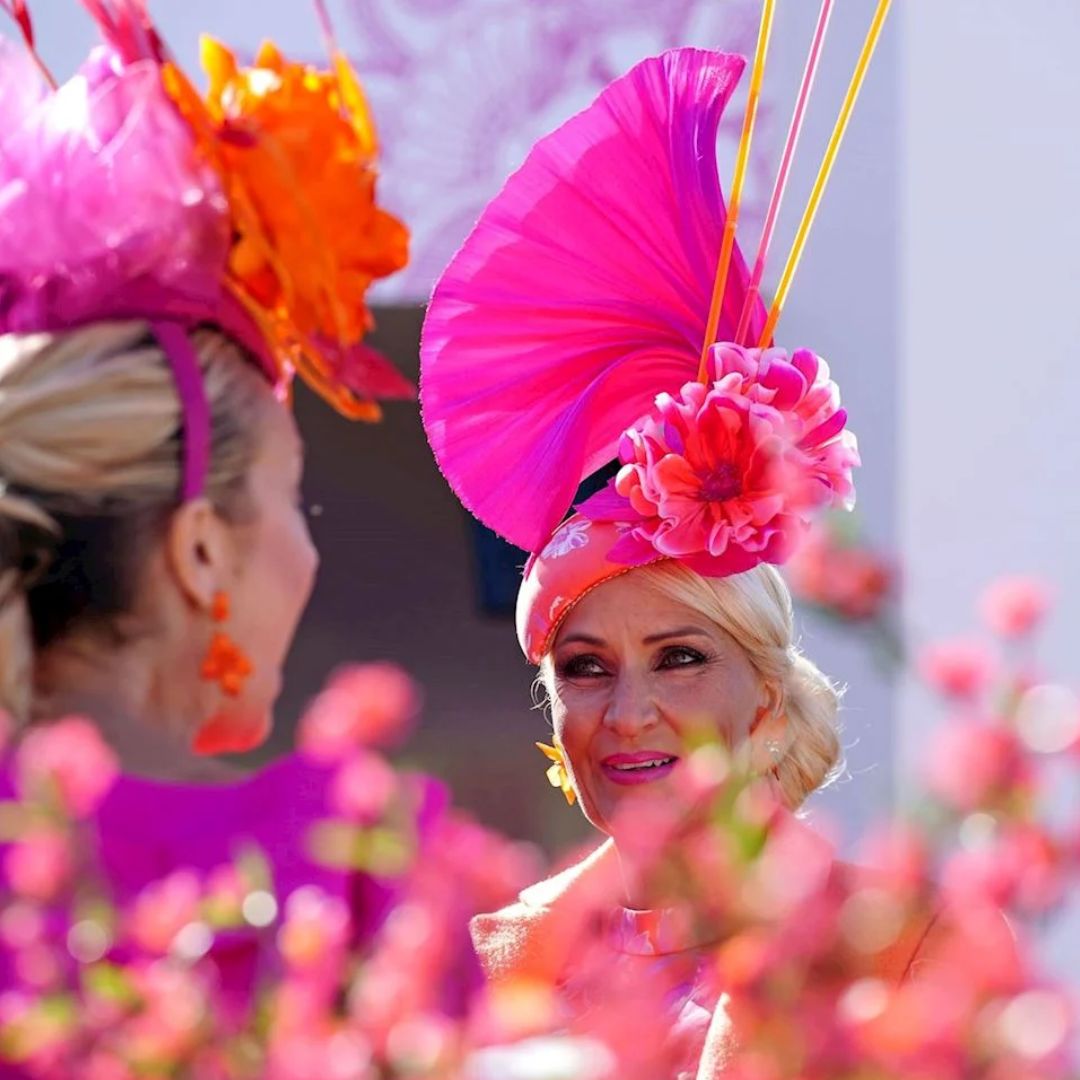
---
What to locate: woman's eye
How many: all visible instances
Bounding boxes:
[559,655,607,679]
[658,646,706,669]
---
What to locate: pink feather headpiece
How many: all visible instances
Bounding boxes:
[420,43,867,662]
[0,1,411,498]
[421,0,894,660]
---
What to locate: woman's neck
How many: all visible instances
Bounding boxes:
[32,637,242,784]
[614,837,710,913]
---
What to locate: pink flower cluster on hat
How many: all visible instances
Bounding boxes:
[579,341,859,577]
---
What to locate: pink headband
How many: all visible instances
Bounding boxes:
[150,322,211,502]
[516,516,668,664]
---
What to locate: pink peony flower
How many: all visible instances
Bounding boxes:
[579,344,858,576]
[298,663,422,762]
[4,828,73,902]
[918,638,997,700]
[979,575,1052,638]
[15,716,119,818]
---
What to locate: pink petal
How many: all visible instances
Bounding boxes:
[791,348,820,385]
[607,529,667,566]
[798,406,847,449]
[758,356,808,410]
[579,482,637,523]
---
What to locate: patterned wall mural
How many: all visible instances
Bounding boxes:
[346,0,771,299]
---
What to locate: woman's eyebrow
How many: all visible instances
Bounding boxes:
[642,626,712,645]
[557,633,606,648]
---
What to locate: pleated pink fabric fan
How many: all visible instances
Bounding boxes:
[420,49,768,554]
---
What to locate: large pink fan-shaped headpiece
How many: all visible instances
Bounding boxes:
[422,49,767,555]
[422,43,866,662]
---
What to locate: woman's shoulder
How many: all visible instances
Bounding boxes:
[832,860,1019,984]
[470,839,620,982]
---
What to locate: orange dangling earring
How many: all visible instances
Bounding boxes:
[536,741,577,806]
[200,591,253,698]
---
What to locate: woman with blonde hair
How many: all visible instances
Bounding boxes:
[0,0,415,986]
[418,40,998,1076]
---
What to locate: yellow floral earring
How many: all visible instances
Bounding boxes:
[535,741,576,806]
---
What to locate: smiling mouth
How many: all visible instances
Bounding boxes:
[601,754,679,786]
[609,757,676,772]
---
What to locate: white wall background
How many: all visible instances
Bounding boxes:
[899,0,1080,973]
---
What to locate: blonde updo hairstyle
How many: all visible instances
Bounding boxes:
[541,561,843,810]
[0,320,275,726]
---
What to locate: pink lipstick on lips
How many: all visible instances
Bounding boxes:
[601,750,679,786]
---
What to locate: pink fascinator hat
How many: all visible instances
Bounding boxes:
[0,0,411,500]
[421,7,890,662]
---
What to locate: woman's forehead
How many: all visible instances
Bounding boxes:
[556,573,714,643]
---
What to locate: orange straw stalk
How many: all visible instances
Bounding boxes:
[758,0,893,347]
[696,0,777,382]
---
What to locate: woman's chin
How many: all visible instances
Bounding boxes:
[603,786,687,845]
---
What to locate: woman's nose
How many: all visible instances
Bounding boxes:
[602,670,660,738]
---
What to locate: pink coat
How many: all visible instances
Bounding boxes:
[471,837,1016,1079]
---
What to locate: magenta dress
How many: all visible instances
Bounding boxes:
[0,755,459,1036]
[94,754,410,922]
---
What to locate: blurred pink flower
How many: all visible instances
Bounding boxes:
[266,1027,376,1080]
[13,943,62,991]
[119,961,210,1065]
[83,1050,138,1080]
[329,750,399,823]
[203,864,247,925]
[943,824,1066,914]
[15,717,119,818]
[0,988,78,1075]
[857,823,930,895]
[0,902,46,951]
[580,345,858,576]
[277,886,351,977]
[924,721,1028,812]
[918,638,997,700]
[979,576,1052,638]
[785,521,894,621]
[129,870,203,954]
[4,828,73,902]
[298,663,421,762]
[425,815,542,913]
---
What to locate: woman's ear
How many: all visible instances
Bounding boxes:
[163,498,235,612]
[749,679,790,773]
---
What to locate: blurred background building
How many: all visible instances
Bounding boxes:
[30,0,1078,963]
